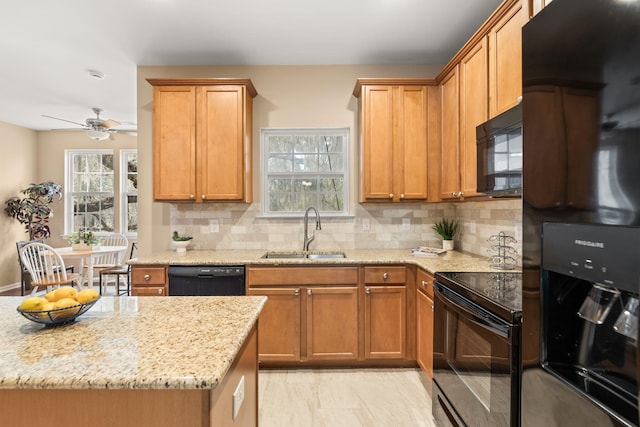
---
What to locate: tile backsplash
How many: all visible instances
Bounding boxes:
[169,198,522,261]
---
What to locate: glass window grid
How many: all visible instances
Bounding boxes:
[120,150,138,236]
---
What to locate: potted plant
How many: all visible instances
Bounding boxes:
[4,181,63,240]
[432,218,459,251]
[172,230,193,253]
[68,230,101,251]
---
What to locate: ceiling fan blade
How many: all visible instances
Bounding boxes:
[42,115,87,128]
[100,119,121,129]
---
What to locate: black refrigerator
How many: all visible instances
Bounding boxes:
[521,0,640,426]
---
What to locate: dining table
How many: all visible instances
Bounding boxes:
[54,245,128,288]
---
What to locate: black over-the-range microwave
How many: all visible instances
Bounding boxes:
[476,104,522,197]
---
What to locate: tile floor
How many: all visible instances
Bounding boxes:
[258,368,436,427]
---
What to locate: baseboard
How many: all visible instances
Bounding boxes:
[0,282,21,293]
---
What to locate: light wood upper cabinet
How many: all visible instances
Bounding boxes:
[147,78,257,203]
[440,66,461,200]
[354,79,433,203]
[488,0,528,117]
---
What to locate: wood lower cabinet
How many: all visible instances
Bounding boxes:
[246,266,359,363]
[363,266,407,360]
[147,78,256,203]
[131,266,167,296]
[416,269,434,379]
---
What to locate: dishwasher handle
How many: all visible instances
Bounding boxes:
[168,265,245,278]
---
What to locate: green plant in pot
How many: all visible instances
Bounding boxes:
[172,230,193,253]
[68,230,101,250]
[4,181,63,240]
[432,218,459,251]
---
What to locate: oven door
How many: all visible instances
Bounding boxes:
[433,281,520,427]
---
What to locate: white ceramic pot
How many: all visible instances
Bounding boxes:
[442,240,454,251]
[172,240,191,253]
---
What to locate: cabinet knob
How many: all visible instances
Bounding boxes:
[421,280,429,287]
[389,193,394,199]
[383,272,388,280]
[457,191,464,198]
[202,195,206,200]
[157,288,163,295]
[365,287,371,294]
[143,274,150,281]
[431,305,434,311]
[307,289,312,296]
[189,194,195,200]
[400,194,405,199]
[451,192,456,197]
[294,289,300,296]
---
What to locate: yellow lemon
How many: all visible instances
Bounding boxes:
[19,296,46,311]
[44,290,57,302]
[52,286,78,302]
[37,302,56,319]
[53,297,80,318]
[76,288,99,304]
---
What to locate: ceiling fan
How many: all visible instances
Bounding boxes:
[42,107,137,140]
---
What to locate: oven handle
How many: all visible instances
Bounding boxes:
[434,282,510,339]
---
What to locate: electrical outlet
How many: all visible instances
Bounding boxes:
[470,220,476,234]
[209,219,219,233]
[362,218,371,231]
[402,218,411,231]
[232,375,245,420]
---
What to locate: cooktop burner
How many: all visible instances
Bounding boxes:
[435,272,522,322]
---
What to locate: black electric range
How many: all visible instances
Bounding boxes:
[434,271,522,322]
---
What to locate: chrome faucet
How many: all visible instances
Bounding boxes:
[303,207,321,251]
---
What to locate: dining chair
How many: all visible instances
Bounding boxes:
[88,233,128,286]
[16,239,74,296]
[99,242,137,296]
[19,242,83,295]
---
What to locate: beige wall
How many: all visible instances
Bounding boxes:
[0,121,38,286]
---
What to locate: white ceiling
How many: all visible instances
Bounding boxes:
[0,0,501,131]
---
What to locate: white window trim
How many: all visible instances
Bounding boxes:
[120,149,138,239]
[64,149,114,235]
[260,127,350,218]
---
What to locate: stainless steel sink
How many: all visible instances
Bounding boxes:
[262,251,346,259]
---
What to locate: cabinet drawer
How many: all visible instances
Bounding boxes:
[416,268,434,298]
[247,267,358,286]
[131,267,167,286]
[363,266,406,284]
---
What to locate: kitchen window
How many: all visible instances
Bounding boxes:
[261,128,349,217]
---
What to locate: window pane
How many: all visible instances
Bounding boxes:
[293,154,318,172]
[262,128,348,215]
[127,195,138,233]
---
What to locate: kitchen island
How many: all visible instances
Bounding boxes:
[0,295,266,427]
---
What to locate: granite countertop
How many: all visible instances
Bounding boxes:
[0,296,266,390]
[130,248,509,273]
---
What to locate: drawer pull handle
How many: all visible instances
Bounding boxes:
[294,289,300,296]
[366,287,371,294]
[189,194,195,200]
[422,280,429,287]
[389,193,394,199]
[144,274,150,281]
[383,272,388,280]
[202,195,206,200]
[307,289,312,296]
[157,288,163,295]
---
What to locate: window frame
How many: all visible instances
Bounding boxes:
[260,127,350,218]
[119,149,138,239]
[64,149,115,235]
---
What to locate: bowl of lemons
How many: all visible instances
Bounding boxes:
[17,286,100,326]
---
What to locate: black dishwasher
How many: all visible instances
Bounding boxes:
[168,266,245,296]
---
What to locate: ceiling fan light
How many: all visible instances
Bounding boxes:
[86,129,109,141]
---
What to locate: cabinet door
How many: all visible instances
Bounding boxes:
[489,0,528,116]
[361,85,394,201]
[459,38,489,199]
[440,66,461,200]
[152,86,197,201]
[396,86,428,201]
[197,85,246,201]
[306,286,359,361]
[246,287,301,362]
[364,285,407,359]
[416,288,434,379]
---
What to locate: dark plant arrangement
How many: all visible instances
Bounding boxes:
[172,230,193,241]
[4,181,62,240]
[432,218,459,240]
